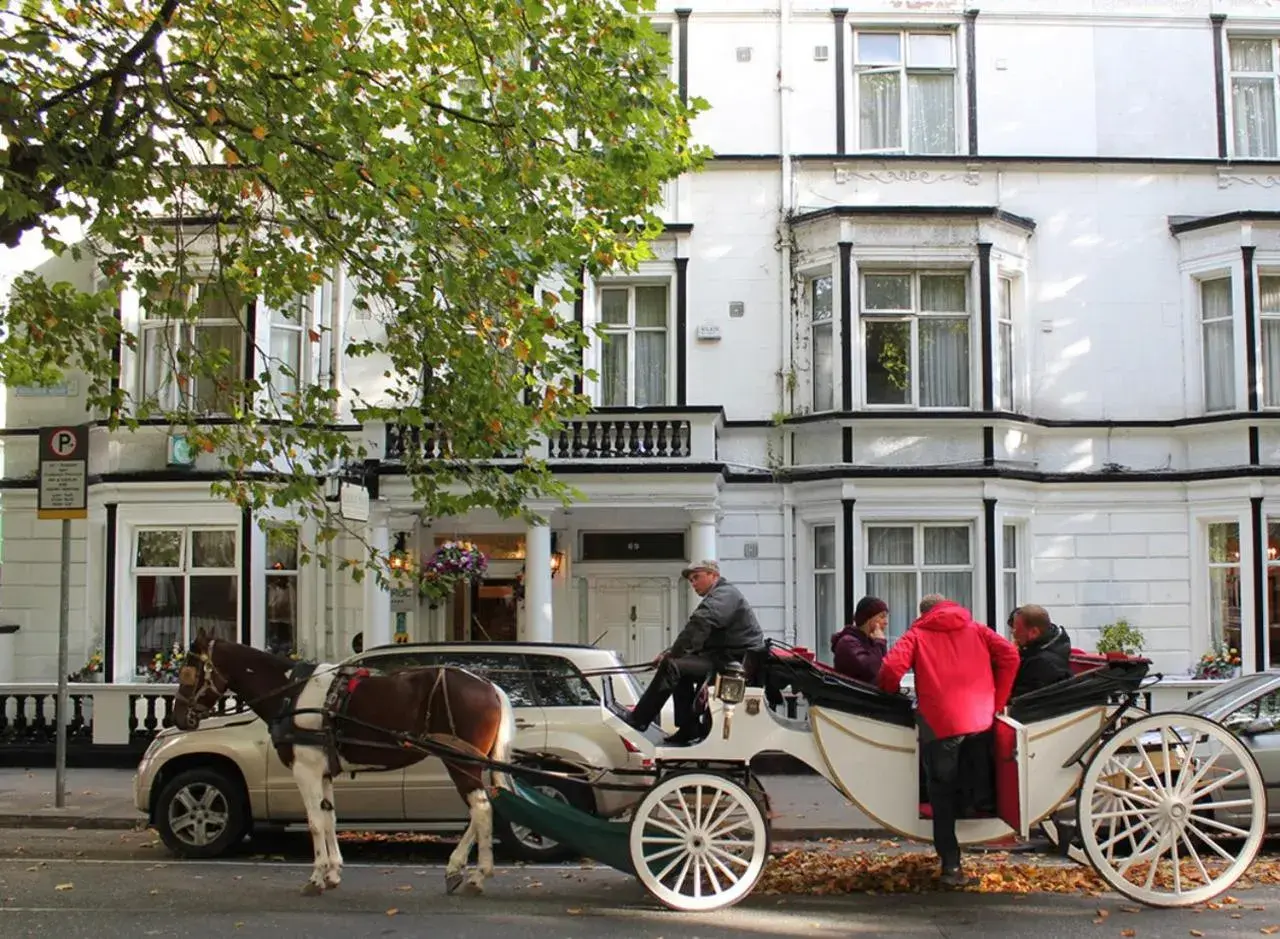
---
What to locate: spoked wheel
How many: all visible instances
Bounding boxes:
[628,771,770,912]
[1078,713,1267,907]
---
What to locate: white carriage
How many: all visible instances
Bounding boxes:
[566,651,1269,913]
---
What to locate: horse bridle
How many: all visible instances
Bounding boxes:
[175,639,230,726]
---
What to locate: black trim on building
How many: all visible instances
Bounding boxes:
[243,301,257,384]
[842,426,853,463]
[983,426,994,466]
[983,496,997,630]
[793,204,1037,233]
[676,257,689,407]
[573,265,586,395]
[1212,14,1228,160]
[103,503,117,683]
[978,242,994,410]
[240,507,253,645]
[965,9,979,156]
[1253,495,1266,673]
[769,408,1278,430]
[833,8,848,154]
[1246,245,1259,411]
[712,153,1280,169]
[1251,426,1262,466]
[1170,211,1280,235]
[676,9,691,106]
[839,242,853,411]
[842,498,855,625]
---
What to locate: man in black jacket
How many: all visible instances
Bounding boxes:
[623,560,766,745]
[1010,604,1073,698]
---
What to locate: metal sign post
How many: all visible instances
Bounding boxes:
[37,425,89,809]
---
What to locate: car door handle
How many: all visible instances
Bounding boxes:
[515,719,536,729]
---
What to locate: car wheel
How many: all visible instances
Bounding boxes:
[154,766,248,859]
[494,769,595,863]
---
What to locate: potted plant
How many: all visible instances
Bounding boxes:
[69,649,104,682]
[1194,641,1242,680]
[419,540,488,601]
[1096,618,1145,657]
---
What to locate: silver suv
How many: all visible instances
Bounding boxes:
[134,642,662,861]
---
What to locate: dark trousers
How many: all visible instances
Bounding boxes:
[922,734,967,871]
[630,654,714,730]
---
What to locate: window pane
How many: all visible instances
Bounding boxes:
[1002,525,1018,567]
[1234,76,1280,158]
[1201,278,1232,321]
[1263,320,1280,409]
[864,274,911,311]
[600,288,628,325]
[908,33,954,68]
[189,574,239,644]
[142,327,174,402]
[527,655,598,707]
[815,571,838,663]
[856,32,901,65]
[192,530,237,569]
[919,275,966,313]
[867,526,913,566]
[1270,565,1280,667]
[266,573,297,656]
[136,574,185,674]
[922,570,972,613]
[999,277,1012,320]
[1262,276,1280,314]
[923,526,969,565]
[865,320,912,405]
[997,320,1014,409]
[1209,566,1242,653]
[191,323,243,413]
[1203,318,1235,412]
[269,327,302,396]
[635,330,667,406]
[601,332,628,405]
[907,72,956,154]
[918,317,969,407]
[1003,571,1018,623]
[634,286,667,327]
[858,71,901,149]
[1230,38,1273,72]
[811,275,834,321]
[813,322,834,411]
[137,530,182,569]
[271,294,308,325]
[1208,522,1240,563]
[267,527,299,571]
[814,525,836,570]
[195,283,246,321]
[865,571,914,642]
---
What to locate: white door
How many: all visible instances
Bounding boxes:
[587,579,672,668]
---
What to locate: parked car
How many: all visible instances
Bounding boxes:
[134,641,665,861]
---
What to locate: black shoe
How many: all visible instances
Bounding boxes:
[662,729,705,746]
[940,868,977,888]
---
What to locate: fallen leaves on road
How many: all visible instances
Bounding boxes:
[338,831,446,845]
[386,908,398,917]
[54,883,73,891]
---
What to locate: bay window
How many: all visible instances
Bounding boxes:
[862,271,971,408]
[865,522,973,643]
[853,28,959,155]
[133,526,239,677]
[140,281,246,414]
[598,283,669,407]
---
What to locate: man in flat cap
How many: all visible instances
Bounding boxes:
[623,559,765,745]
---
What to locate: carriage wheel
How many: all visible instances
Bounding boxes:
[628,772,770,912]
[1078,712,1266,908]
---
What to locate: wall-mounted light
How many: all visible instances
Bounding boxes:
[550,551,564,577]
[389,532,411,572]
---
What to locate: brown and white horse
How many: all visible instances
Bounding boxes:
[170,629,515,896]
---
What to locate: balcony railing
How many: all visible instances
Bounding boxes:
[375,408,721,464]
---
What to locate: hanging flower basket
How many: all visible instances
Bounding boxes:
[418,541,488,600]
[1193,641,1242,680]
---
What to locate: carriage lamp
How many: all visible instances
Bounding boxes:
[715,661,748,741]
[389,532,410,572]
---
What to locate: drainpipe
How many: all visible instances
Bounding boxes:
[782,487,796,645]
[325,264,345,660]
[778,0,793,434]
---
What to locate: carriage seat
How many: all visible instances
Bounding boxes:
[757,645,916,729]
[1006,653,1151,725]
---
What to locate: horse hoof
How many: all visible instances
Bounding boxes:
[462,880,484,896]
[301,881,324,897]
[445,871,464,894]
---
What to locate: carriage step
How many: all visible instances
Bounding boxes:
[491,778,635,875]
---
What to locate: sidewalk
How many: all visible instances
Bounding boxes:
[0,767,887,839]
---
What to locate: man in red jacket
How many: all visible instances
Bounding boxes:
[878,598,1019,887]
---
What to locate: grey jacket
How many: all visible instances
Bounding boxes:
[669,577,765,661]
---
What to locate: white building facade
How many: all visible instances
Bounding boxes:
[4,0,1280,684]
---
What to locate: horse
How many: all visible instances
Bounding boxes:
[169,629,516,896]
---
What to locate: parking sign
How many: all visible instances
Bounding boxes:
[38,425,89,520]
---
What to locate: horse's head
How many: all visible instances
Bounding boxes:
[171,628,230,730]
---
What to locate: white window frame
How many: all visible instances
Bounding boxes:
[850,27,961,155]
[811,523,839,664]
[1226,34,1280,159]
[1259,269,1280,410]
[263,522,301,656]
[138,279,247,415]
[260,289,321,412]
[1193,512,1249,673]
[807,270,836,413]
[590,276,676,408]
[1198,274,1237,414]
[861,519,976,645]
[859,268,974,410]
[995,275,1015,412]
[1000,521,1022,636]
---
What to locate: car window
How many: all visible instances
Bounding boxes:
[1224,688,1280,725]
[526,654,599,707]
[433,651,539,708]
[353,651,431,671]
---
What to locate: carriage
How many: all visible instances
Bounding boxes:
[488,644,1270,913]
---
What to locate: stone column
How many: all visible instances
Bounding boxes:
[687,507,719,606]
[362,505,392,649]
[524,518,554,643]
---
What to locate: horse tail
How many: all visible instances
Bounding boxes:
[487,683,516,792]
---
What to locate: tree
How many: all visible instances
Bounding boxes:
[0,0,706,591]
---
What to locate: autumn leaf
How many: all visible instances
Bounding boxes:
[1190,931,1204,938]
[1120,931,1135,938]
[386,908,398,917]
[54,883,73,891]
[567,908,583,915]
[252,125,267,141]
[1262,928,1280,936]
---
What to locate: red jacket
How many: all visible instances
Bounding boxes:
[877,601,1020,739]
